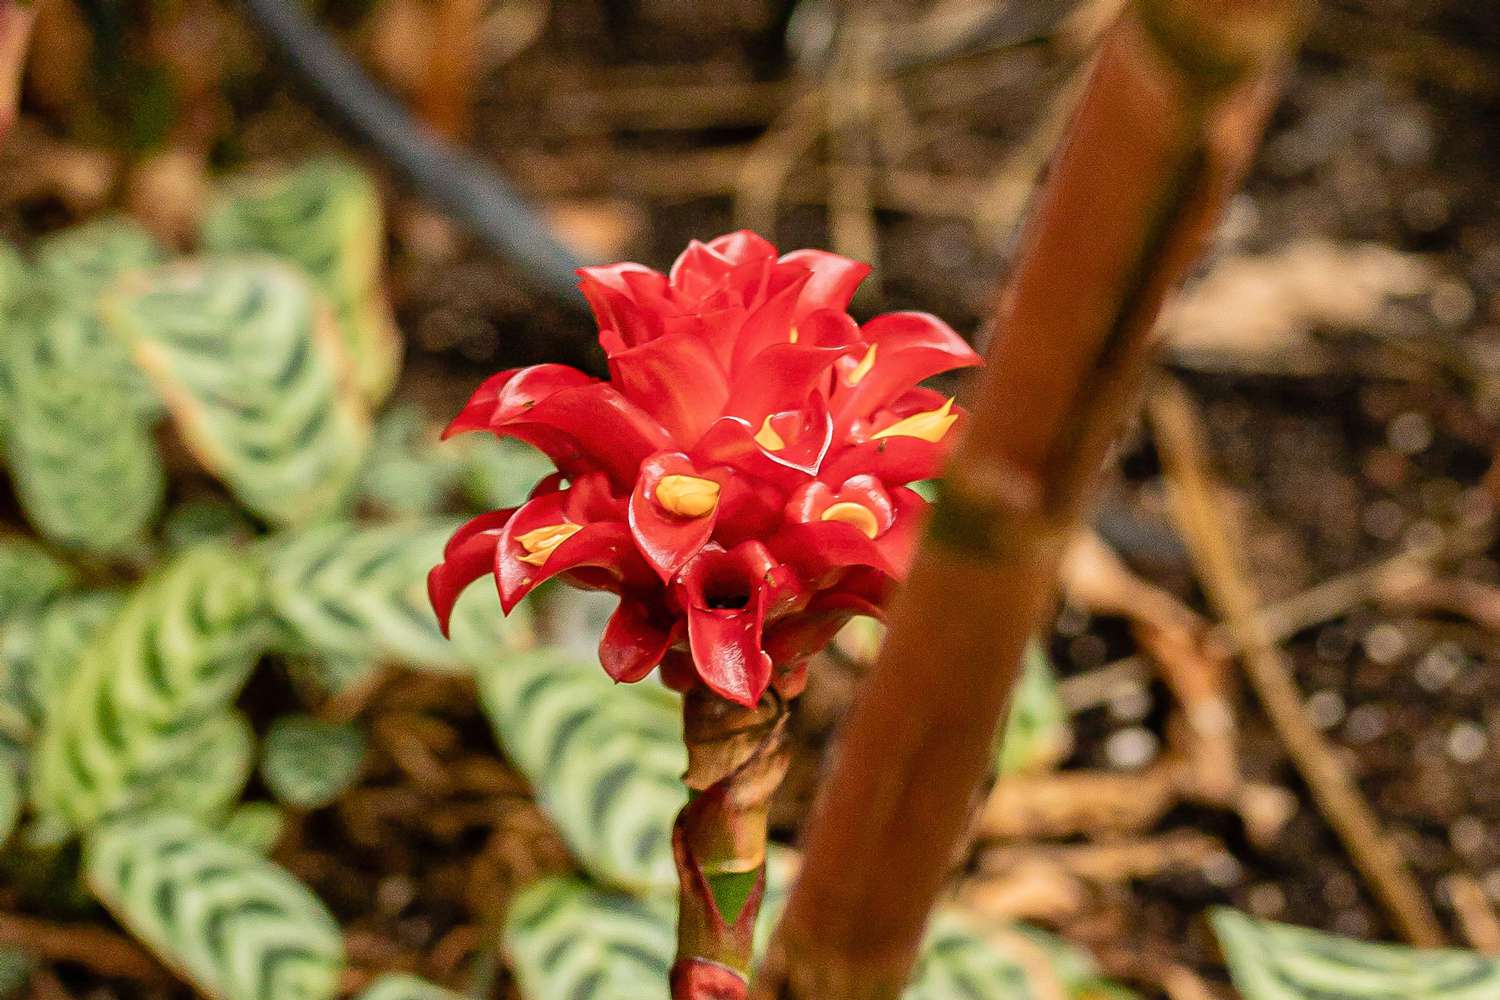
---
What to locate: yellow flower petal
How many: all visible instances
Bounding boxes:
[821,501,880,539]
[846,344,878,386]
[655,474,721,518]
[515,522,583,566]
[871,397,957,444]
[754,414,786,451]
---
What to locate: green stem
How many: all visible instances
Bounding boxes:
[671,689,790,1000]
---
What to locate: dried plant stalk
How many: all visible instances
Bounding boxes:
[1147,378,1444,946]
[752,1,1303,995]
[0,0,33,144]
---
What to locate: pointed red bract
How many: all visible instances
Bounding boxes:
[629,452,723,582]
[429,232,980,705]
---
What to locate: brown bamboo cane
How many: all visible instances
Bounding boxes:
[0,0,33,145]
[751,1,1305,996]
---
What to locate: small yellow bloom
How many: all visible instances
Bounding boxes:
[655,474,721,518]
[754,414,786,451]
[515,522,583,566]
[821,501,880,539]
[871,397,956,444]
[846,344,877,386]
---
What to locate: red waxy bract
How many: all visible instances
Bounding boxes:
[429,231,980,706]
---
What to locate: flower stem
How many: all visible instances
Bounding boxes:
[671,689,790,1000]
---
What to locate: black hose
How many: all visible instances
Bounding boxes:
[239,0,587,309]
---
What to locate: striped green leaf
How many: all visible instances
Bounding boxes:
[260,715,365,809]
[3,313,164,555]
[359,407,467,517]
[0,755,19,847]
[266,518,532,674]
[477,651,684,892]
[460,437,557,513]
[908,914,1104,1000]
[34,589,124,706]
[0,240,25,314]
[102,259,372,526]
[86,811,344,1000]
[136,710,258,823]
[163,499,256,551]
[1211,908,1500,1000]
[7,219,164,436]
[504,877,675,999]
[0,242,27,441]
[30,545,276,830]
[995,644,1071,777]
[0,590,124,745]
[201,159,401,403]
[357,974,466,1000]
[0,535,76,622]
[31,216,164,297]
[357,407,554,521]
[221,802,286,856]
[837,622,1068,778]
[0,946,28,998]
[506,872,1126,1000]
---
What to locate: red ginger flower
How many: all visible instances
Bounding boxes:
[429,231,981,707]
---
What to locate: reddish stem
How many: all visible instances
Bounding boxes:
[672,689,791,999]
[0,0,34,146]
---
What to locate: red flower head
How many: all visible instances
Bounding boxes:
[429,232,981,706]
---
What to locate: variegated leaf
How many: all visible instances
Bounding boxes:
[0,535,76,623]
[359,407,467,517]
[478,651,684,892]
[163,498,255,551]
[504,877,675,1000]
[505,871,1128,1000]
[259,715,365,809]
[0,241,27,441]
[86,812,344,1000]
[0,754,18,847]
[835,621,1069,778]
[30,545,276,830]
[459,436,557,513]
[0,946,26,998]
[357,974,466,1000]
[266,518,532,674]
[201,159,401,403]
[102,259,371,526]
[221,802,286,856]
[0,240,25,314]
[134,710,257,824]
[1211,907,1500,1000]
[0,590,124,745]
[31,216,164,297]
[994,644,1071,776]
[3,313,164,555]
[907,914,1113,1000]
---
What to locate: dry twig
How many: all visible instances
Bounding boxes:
[1148,377,1445,947]
[0,913,167,983]
[1445,875,1500,955]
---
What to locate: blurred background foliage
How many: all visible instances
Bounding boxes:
[3,0,1500,997]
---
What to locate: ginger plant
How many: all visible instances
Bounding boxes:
[428,233,979,997]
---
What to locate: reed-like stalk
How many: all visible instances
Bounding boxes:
[0,0,34,145]
[752,1,1304,995]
